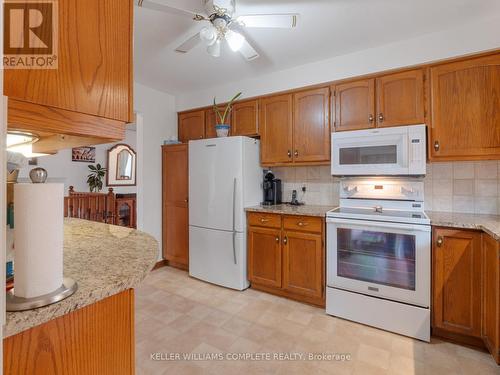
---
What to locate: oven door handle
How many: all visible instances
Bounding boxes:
[326,218,431,232]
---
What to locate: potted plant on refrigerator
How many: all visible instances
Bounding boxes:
[213,92,242,137]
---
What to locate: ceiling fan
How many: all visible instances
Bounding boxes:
[136,0,299,60]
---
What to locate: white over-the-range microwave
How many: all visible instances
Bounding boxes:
[331,124,427,176]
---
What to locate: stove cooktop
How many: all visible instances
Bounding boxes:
[327,206,430,225]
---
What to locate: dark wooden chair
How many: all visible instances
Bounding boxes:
[64,186,116,224]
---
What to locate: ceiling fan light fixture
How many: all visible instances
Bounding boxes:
[226,30,245,52]
[207,39,221,57]
[200,25,217,46]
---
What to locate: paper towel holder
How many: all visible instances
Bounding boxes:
[6,277,78,312]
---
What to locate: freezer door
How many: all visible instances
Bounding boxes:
[189,226,249,291]
[189,138,244,232]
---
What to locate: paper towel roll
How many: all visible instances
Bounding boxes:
[14,183,64,298]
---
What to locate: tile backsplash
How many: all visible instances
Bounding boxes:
[271,166,340,206]
[425,161,500,215]
[272,161,500,215]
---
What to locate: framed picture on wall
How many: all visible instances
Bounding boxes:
[72,147,96,163]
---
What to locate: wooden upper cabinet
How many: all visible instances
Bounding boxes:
[178,110,205,143]
[260,94,293,164]
[482,234,500,363]
[376,69,425,128]
[432,228,482,338]
[232,100,259,137]
[429,53,500,160]
[293,87,330,163]
[162,144,189,268]
[333,79,375,131]
[248,226,282,288]
[4,0,133,123]
[282,230,323,298]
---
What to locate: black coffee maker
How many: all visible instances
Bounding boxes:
[262,171,282,206]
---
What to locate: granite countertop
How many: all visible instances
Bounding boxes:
[4,218,158,338]
[246,204,336,218]
[427,211,500,241]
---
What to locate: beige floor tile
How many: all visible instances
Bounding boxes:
[356,343,391,370]
[136,267,499,375]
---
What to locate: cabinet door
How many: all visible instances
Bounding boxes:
[248,227,282,288]
[430,53,500,160]
[260,94,293,164]
[162,144,189,267]
[282,231,323,298]
[178,110,205,143]
[205,106,231,139]
[333,79,375,131]
[232,100,259,136]
[293,87,330,163]
[376,69,425,128]
[4,0,133,123]
[432,228,482,338]
[482,234,500,363]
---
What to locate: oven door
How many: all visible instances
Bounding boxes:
[331,129,409,175]
[327,217,430,307]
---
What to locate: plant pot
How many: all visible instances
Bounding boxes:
[215,124,230,137]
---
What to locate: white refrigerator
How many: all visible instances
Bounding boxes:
[188,136,261,290]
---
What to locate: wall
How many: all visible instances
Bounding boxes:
[134,82,177,260]
[177,14,500,110]
[18,130,137,194]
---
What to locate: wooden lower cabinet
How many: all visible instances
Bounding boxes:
[432,228,482,340]
[162,144,189,270]
[283,230,323,299]
[482,234,500,363]
[248,227,282,288]
[4,290,135,375]
[247,212,325,306]
[432,227,500,364]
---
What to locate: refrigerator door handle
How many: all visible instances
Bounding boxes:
[232,177,237,265]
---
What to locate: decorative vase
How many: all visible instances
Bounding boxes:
[215,124,230,137]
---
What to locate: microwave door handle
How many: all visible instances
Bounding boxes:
[327,218,430,232]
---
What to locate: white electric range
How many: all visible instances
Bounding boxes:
[326,178,431,342]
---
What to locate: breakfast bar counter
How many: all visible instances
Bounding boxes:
[3,219,158,375]
[5,218,158,338]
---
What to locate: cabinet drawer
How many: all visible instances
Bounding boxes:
[283,216,323,233]
[247,212,281,228]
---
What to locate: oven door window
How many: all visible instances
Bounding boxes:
[339,145,398,165]
[337,228,416,290]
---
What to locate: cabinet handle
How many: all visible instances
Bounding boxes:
[294,150,299,157]
[275,237,280,243]
[287,150,292,158]
[436,236,443,247]
[283,236,288,245]
[434,141,440,152]
[369,114,374,123]
[297,222,308,227]
[260,218,270,223]
[378,113,384,122]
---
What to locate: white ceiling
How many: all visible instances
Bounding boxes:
[134,0,500,95]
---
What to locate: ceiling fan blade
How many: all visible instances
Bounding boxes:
[237,14,299,28]
[136,0,204,19]
[239,39,259,61]
[175,32,201,53]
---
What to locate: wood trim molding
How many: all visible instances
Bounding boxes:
[8,99,126,140]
